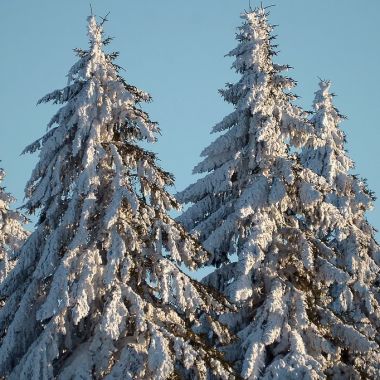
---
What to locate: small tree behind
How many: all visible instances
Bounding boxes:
[301,81,380,377]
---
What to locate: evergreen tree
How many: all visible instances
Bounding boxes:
[300,80,380,377]
[300,80,352,188]
[177,8,380,379]
[301,80,378,234]
[0,16,236,380]
[0,166,29,282]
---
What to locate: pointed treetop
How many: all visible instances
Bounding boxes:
[318,78,331,92]
[311,80,348,152]
[242,6,270,37]
[314,79,334,112]
[299,80,353,187]
[312,79,342,138]
[87,15,103,49]
[230,7,275,75]
[302,80,375,220]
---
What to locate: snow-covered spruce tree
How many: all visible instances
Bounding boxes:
[301,80,378,231]
[300,80,380,376]
[0,166,29,282]
[0,16,237,380]
[176,8,380,379]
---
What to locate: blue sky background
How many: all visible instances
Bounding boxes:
[1,1,379,274]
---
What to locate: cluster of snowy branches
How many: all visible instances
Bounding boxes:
[0,6,379,380]
[0,168,29,283]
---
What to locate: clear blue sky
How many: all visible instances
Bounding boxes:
[1,1,379,242]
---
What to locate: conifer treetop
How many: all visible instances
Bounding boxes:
[301,80,374,221]
[177,7,310,264]
[302,80,353,186]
